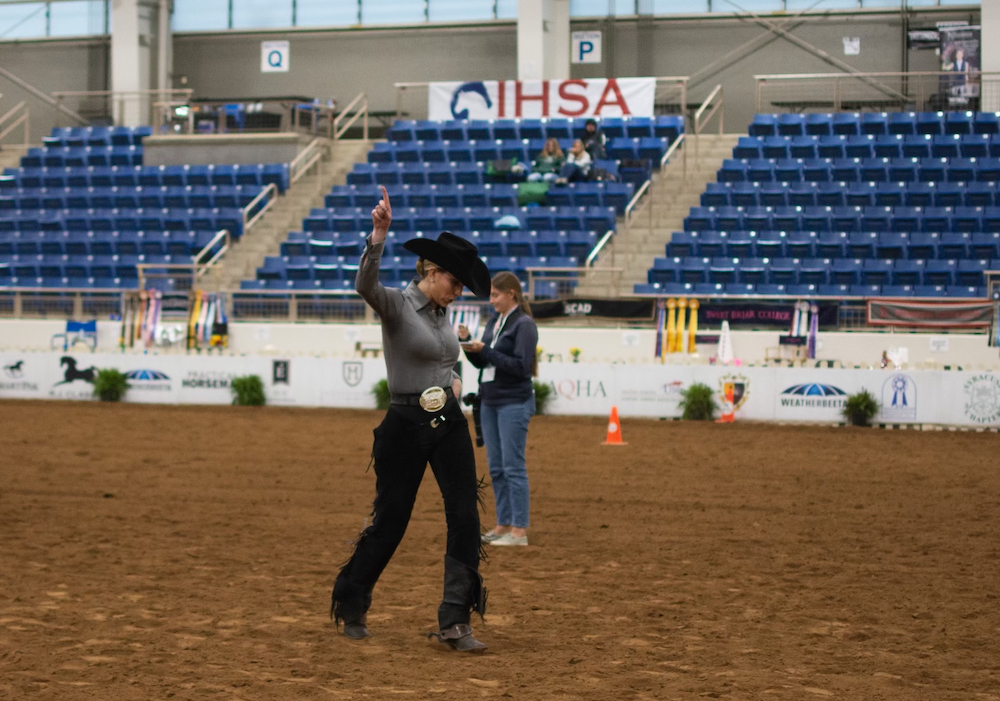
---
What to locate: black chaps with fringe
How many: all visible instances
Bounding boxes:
[332,397,487,631]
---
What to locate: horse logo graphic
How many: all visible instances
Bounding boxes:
[55,356,97,385]
[3,360,24,379]
[450,82,492,120]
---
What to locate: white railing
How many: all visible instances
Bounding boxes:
[0,100,29,149]
[332,92,369,141]
[754,71,1000,114]
[693,84,723,163]
[242,184,278,236]
[290,137,326,184]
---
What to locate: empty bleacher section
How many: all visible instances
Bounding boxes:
[243,116,683,296]
[0,126,289,290]
[637,112,1000,299]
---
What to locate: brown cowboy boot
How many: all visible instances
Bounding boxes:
[428,555,488,652]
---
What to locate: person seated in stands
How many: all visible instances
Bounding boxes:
[526,138,565,182]
[580,119,607,161]
[555,140,592,184]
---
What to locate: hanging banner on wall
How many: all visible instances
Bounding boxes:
[428,78,656,121]
[867,300,992,328]
[938,26,980,108]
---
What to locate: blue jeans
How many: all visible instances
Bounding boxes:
[480,396,534,529]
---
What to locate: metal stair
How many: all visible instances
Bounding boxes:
[583,133,741,297]
[209,138,373,291]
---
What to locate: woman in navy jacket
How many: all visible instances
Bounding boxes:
[459,272,539,547]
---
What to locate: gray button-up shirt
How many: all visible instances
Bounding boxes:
[356,237,460,395]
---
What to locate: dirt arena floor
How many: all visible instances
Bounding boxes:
[1,400,999,700]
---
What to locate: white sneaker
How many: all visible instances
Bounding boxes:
[489,533,528,547]
[480,531,504,543]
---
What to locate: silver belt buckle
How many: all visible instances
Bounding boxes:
[419,386,447,412]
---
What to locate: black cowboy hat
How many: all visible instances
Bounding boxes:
[403,232,491,298]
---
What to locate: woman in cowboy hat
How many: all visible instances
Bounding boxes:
[332,186,492,652]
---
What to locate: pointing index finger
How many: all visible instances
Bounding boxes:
[380,185,391,213]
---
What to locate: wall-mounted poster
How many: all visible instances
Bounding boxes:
[939,25,980,108]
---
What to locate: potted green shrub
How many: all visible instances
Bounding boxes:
[231,375,266,406]
[532,380,552,415]
[92,369,129,402]
[678,382,718,421]
[842,389,879,427]
[371,378,390,410]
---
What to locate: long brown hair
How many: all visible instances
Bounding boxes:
[492,271,537,376]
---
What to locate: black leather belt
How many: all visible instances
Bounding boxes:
[390,386,455,407]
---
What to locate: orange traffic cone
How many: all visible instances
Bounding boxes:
[602,406,627,445]
[716,385,735,423]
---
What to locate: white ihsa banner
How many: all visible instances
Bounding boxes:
[427,78,656,121]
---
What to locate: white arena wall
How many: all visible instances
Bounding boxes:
[2,319,1000,427]
[1,319,997,369]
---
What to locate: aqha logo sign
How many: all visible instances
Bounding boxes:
[429,78,656,121]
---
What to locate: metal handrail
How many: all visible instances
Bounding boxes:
[0,101,29,148]
[586,230,616,268]
[525,265,622,300]
[193,229,232,273]
[242,184,278,235]
[0,65,88,125]
[290,137,324,184]
[624,180,651,224]
[51,88,193,127]
[753,71,1000,112]
[332,92,368,141]
[693,84,723,164]
[659,131,685,172]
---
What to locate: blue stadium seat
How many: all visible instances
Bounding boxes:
[762,136,790,159]
[932,134,962,158]
[917,112,944,135]
[924,259,957,285]
[956,258,988,286]
[874,134,903,158]
[861,113,888,135]
[777,114,805,136]
[738,257,767,284]
[974,112,1000,135]
[805,114,832,136]
[959,133,990,158]
[818,283,851,297]
[945,112,972,135]
[945,285,984,298]
[734,136,762,159]
[789,136,817,159]
[787,182,815,207]
[832,113,860,136]
[849,231,878,257]
[817,135,845,159]
[816,231,847,257]
[846,135,875,158]
[902,134,932,158]
[970,232,1000,258]
[749,114,777,137]
[881,284,915,297]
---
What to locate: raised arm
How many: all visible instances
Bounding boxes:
[355,185,403,320]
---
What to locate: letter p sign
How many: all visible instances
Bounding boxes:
[572,31,602,64]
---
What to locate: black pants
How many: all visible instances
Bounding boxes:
[332,398,485,630]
